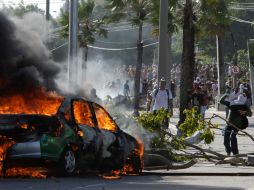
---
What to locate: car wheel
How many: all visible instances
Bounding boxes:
[59,148,76,176]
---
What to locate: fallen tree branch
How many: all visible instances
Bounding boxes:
[144,153,197,170]
[162,129,226,160]
[184,140,225,159]
[211,114,254,142]
[175,153,222,161]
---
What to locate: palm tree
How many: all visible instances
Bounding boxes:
[105,0,151,116]
[59,0,107,81]
[178,0,231,122]
[198,0,231,95]
[179,0,195,123]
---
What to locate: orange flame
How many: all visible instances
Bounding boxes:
[102,139,144,180]
[0,136,15,174]
[0,87,62,178]
[77,130,84,137]
[73,101,94,126]
[137,139,144,170]
[102,170,121,179]
[95,106,117,132]
[0,87,63,116]
[6,167,47,178]
[20,124,28,129]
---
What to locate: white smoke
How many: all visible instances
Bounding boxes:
[11,13,52,43]
[56,51,134,100]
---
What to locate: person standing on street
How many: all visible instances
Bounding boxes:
[220,93,252,156]
[147,78,173,129]
[170,80,176,115]
[123,80,130,100]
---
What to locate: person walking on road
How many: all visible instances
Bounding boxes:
[220,93,252,156]
[147,78,173,129]
[123,80,130,100]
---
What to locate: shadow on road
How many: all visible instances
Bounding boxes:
[0,175,244,190]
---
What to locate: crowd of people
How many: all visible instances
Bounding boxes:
[87,60,253,156]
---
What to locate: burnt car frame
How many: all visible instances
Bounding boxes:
[0,97,142,176]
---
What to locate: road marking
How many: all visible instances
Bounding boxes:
[84,183,106,188]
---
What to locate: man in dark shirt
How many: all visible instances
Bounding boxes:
[123,80,130,99]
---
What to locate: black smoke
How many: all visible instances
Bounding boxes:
[0,12,60,94]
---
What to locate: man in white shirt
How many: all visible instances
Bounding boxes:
[147,78,173,128]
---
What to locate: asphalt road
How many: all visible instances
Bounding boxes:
[0,174,254,190]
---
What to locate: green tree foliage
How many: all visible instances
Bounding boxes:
[198,0,231,37]
[179,107,217,144]
[196,0,254,65]
[58,0,107,75]
[137,107,217,151]
[137,108,171,149]
[104,0,151,115]
[2,0,44,17]
[58,0,107,47]
[149,0,179,36]
[104,0,150,25]
[196,0,231,65]
[237,49,249,76]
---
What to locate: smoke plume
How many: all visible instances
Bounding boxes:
[0,12,60,94]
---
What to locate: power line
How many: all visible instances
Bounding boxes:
[87,42,158,51]
[230,2,254,5]
[49,25,68,35]
[229,7,254,11]
[230,16,254,25]
[230,7,254,9]
[105,24,152,33]
[50,41,68,52]
[95,37,157,45]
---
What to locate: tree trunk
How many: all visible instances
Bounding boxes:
[179,0,195,124]
[216,35,225,96]
[82,46,88,83]
[133,22,143,116]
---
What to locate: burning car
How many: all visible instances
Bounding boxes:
[0,96,143,176]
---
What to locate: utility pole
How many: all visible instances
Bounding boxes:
[46,0,50,21]
[216,35,225,97]
[158,0,169,86]
[68,0,78,87]
[216,35,226,111]
[231,32,238,88]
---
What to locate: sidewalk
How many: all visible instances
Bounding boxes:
[145,107,254,175]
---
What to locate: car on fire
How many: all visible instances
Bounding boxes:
[0,97,143,176]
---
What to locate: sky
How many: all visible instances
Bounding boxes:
[0,0,65,18]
